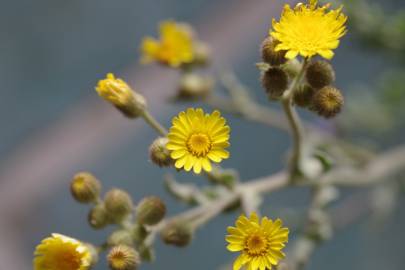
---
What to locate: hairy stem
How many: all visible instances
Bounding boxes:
[141,110,168,136]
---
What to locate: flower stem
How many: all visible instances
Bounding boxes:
[281,58,309,177]
[141,110,168,136]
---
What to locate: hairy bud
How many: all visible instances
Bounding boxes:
[306,61,335,89]
[107,245,140,270]
[260,37,287,66]
[136,196,166,226]
[311,86,344,118]
[70,172,101,204]
[193,42,211,66]
[261,67,289,100]
[293,85,315,108]
[104,189,133,223]
[149,137,172,167]
[88,203,110,229]
[161,220,193,247]
[108,230,134,247]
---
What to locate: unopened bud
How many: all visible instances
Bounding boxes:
[293,85,315,108]
[311,86,344,118]
[88,203,110,229]
[108,230,134,246]
[96,73,147,118]
[104,189,133,223]
[132,224,148,243]
[107,245,140,270]
[261,37,287,66]
[193,42,211,66]
[161,220,193,247]
[136,196,166,226]
[70,172,101,203]
[177,73,213,99]
[261,67,289,100]
[149,137,172,167]
[306,61,335,89]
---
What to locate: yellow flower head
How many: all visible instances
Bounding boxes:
[166,108,230,174]
[270,0,347,60]
[141,20,195,67]
[226,212,289,270]
[34,233,92,270]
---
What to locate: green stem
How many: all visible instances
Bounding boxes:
[141,110,168,136]
[282,58,309,176]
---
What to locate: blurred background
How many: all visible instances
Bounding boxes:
[1,0,404,269]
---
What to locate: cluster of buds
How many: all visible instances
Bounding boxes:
[260,37,344,118]
[70,172,168,269]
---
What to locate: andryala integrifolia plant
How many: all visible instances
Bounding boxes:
[35,1,390,270]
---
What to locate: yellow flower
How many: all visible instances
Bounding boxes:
[34,233,92,270]
[270,0,347,60]
[226,212,289,270]
[95,73,146,118]
[141,20,194,67]
[166,108,230,174]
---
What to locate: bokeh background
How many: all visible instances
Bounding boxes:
[1,0,404,269]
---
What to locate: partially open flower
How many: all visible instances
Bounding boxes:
[34,233,92,270]
[96,73,147,118]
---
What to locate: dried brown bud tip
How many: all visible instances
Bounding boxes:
[306,60,335,89]
[70,172,101,203]
[293,84,315,108]
[261,67,289,100]
[261,37,287,66]
[311,86,344,118]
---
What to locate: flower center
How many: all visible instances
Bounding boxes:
[245,233,268,256]
[54,249,81,270]
[187,133,212,157]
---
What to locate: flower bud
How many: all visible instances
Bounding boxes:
[132,224,148,243]
[260,37,287,66]
[311,86,344,118]
[104,189,133,223]
[306,61,335,89]
[108,230,134,246]
[261,67,289,100]
[96,73,147,118]
[107,245,140,270]
[160,220,193,247]
[193,42,211,66]
[70,172,101,203]
[149,137,172,167]
[88,203,110,229]
[293,84,315,108]
[136,196,166,226]
[177,73,213,99]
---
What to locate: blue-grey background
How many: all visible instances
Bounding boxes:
[0,0,404,269]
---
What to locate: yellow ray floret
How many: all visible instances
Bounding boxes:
[166,108,230,174]
[270,0,347,60]
[226,212,289,270]
[34,233,92,270]
[141,20,195,67]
